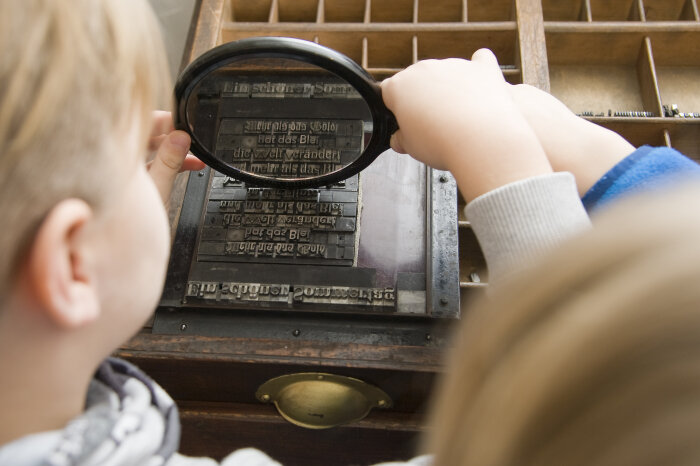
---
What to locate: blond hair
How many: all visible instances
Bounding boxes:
[0,0,170,295]
[426,183,700,465]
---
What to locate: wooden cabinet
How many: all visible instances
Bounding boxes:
[117,1,699,464]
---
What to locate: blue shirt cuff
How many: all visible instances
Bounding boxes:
[582,145,700,212]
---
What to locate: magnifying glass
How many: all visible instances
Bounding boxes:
[175,37,398,189]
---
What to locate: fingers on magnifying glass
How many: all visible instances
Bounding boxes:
[390,131,407,154]
[471,48,505,82]
[148,111,175,151]
[147,130,193,202]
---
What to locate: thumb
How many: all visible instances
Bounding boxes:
[390,130,407,154]
[148,130,191,202]
[471,48,505,82]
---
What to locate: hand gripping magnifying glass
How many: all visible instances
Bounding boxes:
[175,37,398,189]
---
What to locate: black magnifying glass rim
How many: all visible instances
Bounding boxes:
[175,37,395,189]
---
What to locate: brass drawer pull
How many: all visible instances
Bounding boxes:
[256,372,392,429]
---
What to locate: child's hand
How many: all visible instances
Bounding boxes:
[381,50,551,202]
[508,84,635,196]
[147,111,205,203]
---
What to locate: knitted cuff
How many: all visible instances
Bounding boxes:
[465,172,591,283]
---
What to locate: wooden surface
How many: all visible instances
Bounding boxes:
[177,401,422,464]
[121,1,700,463]
[516,0,550,90]
[545,20,699,159]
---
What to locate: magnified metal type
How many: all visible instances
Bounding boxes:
[175,37,398,189]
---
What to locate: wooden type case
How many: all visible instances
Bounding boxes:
[116,0,700,464]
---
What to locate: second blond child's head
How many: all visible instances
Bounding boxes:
[425,184,700,466]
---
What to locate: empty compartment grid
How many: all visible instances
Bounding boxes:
[418,0,464,22]
[644,0,698,20]
[278,0,318,22]
[458,227,488,285]
[324,0,365,22]
[417,29,517,66]
[542,0,587,21]
[220,29,318,43]
[668,124,700,160]
[467,0,514,21]
[317,34,364,64]
[589,0,639,20]
[547,32,662,115]
[366,33,414,68]
[230,0,271,22]
[371,0,414,22]
[652,34,700,115]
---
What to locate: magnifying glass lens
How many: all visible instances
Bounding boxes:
[185,57,373,182]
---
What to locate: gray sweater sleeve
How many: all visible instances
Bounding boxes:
[465,172,591,284]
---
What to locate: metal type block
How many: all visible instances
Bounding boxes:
[342,203,358,216]
[213,200,244,212]
[198,241,225,256]
[196,138,360,269]
[200,227,226,241]
[214,116,362,178]
[291,285,395,309]
[197,170,359,265]
[197,254,354,267]
[209,189,247,201]
[186,281,291,304]
[326,233,353,247]
[158,76,459,322]
[397,272,426,291]
[331,191,359,202]
[342,246,355,258]
[203,213,224,226]
[397,290,427,314]
[318,191,334,202]
[188,262,377,287]
[183,281,396,311]
[226,228,246,241]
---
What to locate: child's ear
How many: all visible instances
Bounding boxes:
[27,199,100,328]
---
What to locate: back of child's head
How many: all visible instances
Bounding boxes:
[425,183,700,465]
[0,0,170,297]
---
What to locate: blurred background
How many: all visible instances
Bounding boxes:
[148,0,197,80]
